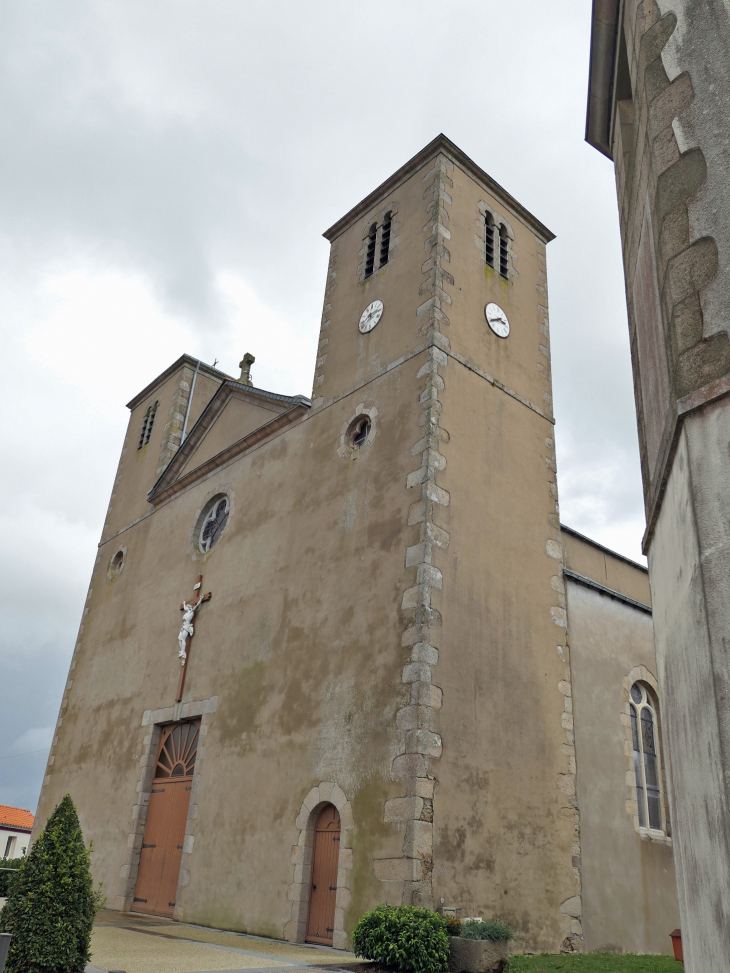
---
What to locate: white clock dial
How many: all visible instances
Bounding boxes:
[485,302,510,338]
[359,300,384,334]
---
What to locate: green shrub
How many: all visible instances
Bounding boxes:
[0,858,23,897]
[0,794,104,973]
[459,920,513,942]
[352,904,450,973]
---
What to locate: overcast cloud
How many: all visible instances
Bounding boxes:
[0,0,644,812]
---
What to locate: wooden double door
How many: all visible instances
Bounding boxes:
[306,805,341,945]
[133,721,199,917]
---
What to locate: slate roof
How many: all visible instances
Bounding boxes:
[0,805,34,831]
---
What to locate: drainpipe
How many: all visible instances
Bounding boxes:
[181,359,200,444]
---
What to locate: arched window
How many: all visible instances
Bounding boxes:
[379,212,392,268]
[485,214,495,269]
[364,223,377,278]
[630,683,663,831]
[499,224,509,278]
[138,400,159,450]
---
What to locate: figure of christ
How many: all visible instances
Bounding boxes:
[178,593,211,664]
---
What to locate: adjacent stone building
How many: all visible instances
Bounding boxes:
[35,136,678,955]
[586,3,730,968]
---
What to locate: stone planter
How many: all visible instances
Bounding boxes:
[448,936,510,973]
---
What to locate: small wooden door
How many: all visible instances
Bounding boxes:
[133,721,199,917]
[306,805,341,945]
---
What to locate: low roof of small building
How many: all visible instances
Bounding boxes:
[0,805,34,831]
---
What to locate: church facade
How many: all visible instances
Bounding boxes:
[35,136,679,955]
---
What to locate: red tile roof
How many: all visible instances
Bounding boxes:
[0,806,34,831]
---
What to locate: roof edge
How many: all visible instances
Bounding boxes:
[563,567,652,613]
[561,523,648,572]
[146,379,310,502]
[323,134,555,245]
[126,355,236,411]
[585,0,620,158]
[148,398,310,505]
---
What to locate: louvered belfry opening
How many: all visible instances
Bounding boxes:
[379,211,392,268]
[485,214,495,268]
[499,224,509,278]
[133,720,200,917]
[305,805,341,945]
[364,223,377,278]
[138,400,159,450]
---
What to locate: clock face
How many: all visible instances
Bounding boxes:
[359,300,384,334]
[485,302,510,338]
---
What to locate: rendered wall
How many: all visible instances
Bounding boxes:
[567,579,678,954]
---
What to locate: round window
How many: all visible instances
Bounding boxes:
[198,496,230,553]
[109,550,124,578]
[348,416,371,449]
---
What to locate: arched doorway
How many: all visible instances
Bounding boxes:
[133,720,199,916]
[306,804,341,945]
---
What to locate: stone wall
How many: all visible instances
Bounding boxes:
[587,2,730,968]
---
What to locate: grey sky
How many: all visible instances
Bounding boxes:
[0,0,643,813]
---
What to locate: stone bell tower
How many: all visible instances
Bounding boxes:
[311,135,581,950]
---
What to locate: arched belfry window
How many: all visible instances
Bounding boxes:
[485,214,495,269]
[379,212,392,268]
[499,224,509,278]
[364,223,377,278]
[138,400,159,450]
[630,683,664,831]
[362,210,396,280]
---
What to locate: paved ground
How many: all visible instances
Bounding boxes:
[86,911,362,973]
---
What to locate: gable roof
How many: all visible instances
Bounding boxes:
[126,354,235,411]
[323,133,555,244]
[0,805,34,831]
[148,380,310,505]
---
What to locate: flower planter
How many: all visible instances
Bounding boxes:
[670,928,683,962]
[448,936,510,973]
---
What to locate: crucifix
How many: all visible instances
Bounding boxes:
[176,575,212,702]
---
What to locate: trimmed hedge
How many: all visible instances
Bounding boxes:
[0,794,103,973]
[0,858,23,897]
[352,904,450,973]
[459,920,513,942]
